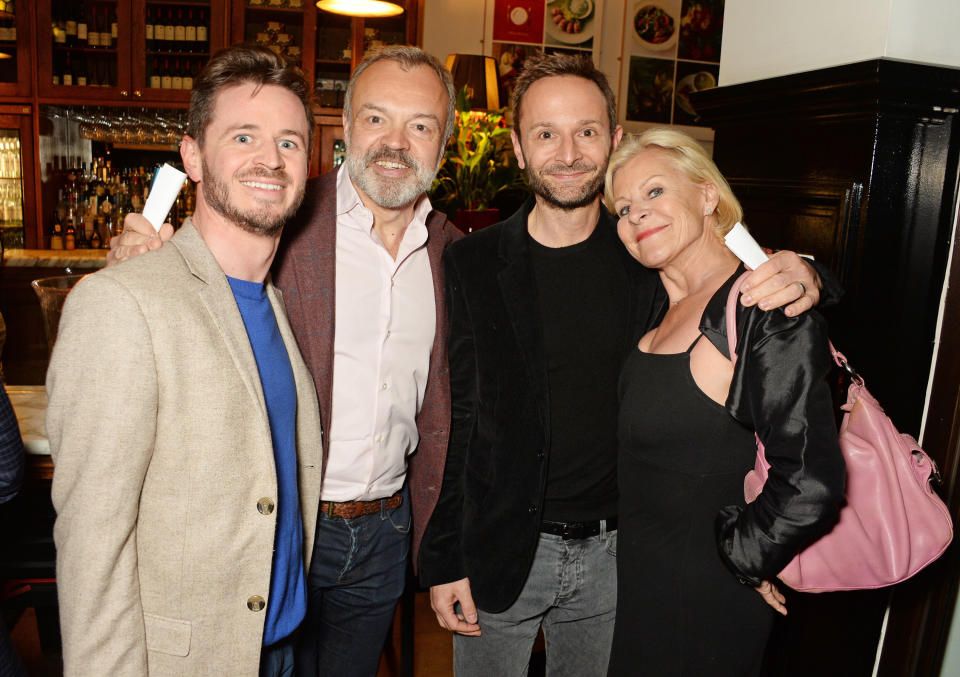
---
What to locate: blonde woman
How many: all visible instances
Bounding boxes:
[604,129,844,676]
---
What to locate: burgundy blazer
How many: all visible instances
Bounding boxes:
[272,170,461,566]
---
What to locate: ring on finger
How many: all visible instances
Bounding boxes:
[794,280,807,297]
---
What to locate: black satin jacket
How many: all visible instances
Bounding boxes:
[695,268,846,586]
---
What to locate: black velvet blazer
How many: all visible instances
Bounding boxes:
[702,268,846,585]
[418,198,663,613]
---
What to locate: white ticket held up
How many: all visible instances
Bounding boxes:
[142,164,188,232]
[724,222,769,270]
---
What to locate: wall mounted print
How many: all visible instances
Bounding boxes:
[618,0,723,129]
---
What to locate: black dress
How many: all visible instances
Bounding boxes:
[607,335,775,677]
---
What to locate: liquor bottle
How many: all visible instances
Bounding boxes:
[196,9,208,52]
[64,217,76,250]
[150,56,161,88]
[185,8,197,49]
[62,53,73,86]
[50,210,64,250]
[76,1,88,46]
[145,7,154,47]
[174,8,186,47]
[172,59,183,90]
[161,58,172,89]
[90,218,103,249]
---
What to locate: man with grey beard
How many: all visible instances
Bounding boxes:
[111,45,460,677]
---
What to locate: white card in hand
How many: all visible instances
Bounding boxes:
[142,164,188,232]
[724,222,769,270]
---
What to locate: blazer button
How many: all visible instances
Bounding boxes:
[257,498,275,515]
[528,505,537,514]
[247,595,266,612]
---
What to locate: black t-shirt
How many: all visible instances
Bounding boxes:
[529,217,630,522]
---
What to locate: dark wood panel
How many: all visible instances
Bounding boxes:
[694,58,960,677]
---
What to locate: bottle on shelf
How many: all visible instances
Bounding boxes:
[64,216,75,250]
[65,1,77,47]
[50,210,64,250]
[183,60,195,90]
[53,2,67,46]
[164,9,176,51]
[175,8,186,48]
[150,56,161,88]
[197,9,208,52]
[172,59,183,90]
[185,8,197,50]
[75,54,87,86]
[87,5,99,48]
[161,57,172,89]
[76,1,88,47]
[110,6,118,48]
[62,53,73,86]
[145,7,154,48]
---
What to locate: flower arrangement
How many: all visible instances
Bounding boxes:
[430,87,524,217]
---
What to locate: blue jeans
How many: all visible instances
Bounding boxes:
[453,529,618,677]
[295,487,410,677]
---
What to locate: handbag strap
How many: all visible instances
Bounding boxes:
[723,272,863,386]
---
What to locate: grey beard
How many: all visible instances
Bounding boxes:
[346,146,437,209]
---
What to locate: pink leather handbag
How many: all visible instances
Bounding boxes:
[726,272,953,592]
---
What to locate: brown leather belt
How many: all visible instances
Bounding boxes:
[319,491,403,519]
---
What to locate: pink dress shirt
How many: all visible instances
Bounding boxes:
[322,167,437,502]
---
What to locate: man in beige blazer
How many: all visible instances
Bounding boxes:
[46,46,321,676]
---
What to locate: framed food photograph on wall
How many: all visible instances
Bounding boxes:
[617,0,724,137]
[490,0,606,107]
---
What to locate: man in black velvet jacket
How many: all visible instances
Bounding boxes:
[418,53,829,676]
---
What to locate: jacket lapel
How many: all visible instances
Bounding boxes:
[172,221,268,425]
[497,200,550,431]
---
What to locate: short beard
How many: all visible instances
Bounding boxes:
[201,160,304,237]
[346,145,438,210]
[525,161,605,211]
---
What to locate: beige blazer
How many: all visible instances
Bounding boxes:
[46,222,323,677]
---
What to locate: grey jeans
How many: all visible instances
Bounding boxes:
[453,529,618,677]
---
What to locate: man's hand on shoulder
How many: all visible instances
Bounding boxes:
[430,578,482,636]
[739,250,821,318]
[106,214,174,267]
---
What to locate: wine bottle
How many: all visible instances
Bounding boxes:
[76,54,87,86]
[62,53,73,86]
[185,8,197,50]
[172,59,183,90]
[161,57,172,89]
[76,1,88,46]
[174,8,185,47]
[150,56,161,88]
[163,8,175,50]
[110,6,118,48]
[196,9,208,51]
[145,7,154,47]
[65,1,77,47]
[183,59,195,90]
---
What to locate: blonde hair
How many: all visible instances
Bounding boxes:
[604,128,743,238]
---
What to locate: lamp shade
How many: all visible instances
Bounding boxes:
[316,0,404,18]
[445,54,501,110]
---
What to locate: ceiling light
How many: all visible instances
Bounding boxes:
[316,0,404,18]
